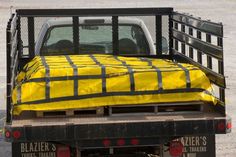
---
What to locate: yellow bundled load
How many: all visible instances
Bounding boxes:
[12,54,216,115]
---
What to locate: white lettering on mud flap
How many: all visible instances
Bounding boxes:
[19,142,56,157]
[178,136,207,153]
[163,135,215,157]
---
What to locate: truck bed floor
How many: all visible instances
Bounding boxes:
[11,112,224,127]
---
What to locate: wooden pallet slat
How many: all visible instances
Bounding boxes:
[36,107,105,118]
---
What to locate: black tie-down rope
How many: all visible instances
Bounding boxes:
[65,55,78,96]
[173,61,191,88]
[139,57,163,90]
[113,56,135,91]
[15,88,212,106]
[89,54,107,93]
[17,85,21,104]
[40,56,50,99]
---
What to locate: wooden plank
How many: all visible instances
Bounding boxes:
[36,107,104,118]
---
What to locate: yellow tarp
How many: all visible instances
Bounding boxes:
[12,54,217,115]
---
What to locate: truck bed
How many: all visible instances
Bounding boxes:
[5,103,230,145]
[12,55,216,116]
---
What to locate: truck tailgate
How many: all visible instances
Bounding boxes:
[5,112,231,143]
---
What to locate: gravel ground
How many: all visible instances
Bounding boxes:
[0,0,235,156]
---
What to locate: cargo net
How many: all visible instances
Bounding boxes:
[13,14,220,117]
[12,54,217,116]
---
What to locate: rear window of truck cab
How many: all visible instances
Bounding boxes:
[40,25,150,55]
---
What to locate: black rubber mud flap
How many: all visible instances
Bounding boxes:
[162,135,215,157]
[12,142,58,157]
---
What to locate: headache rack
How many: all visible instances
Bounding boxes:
[6,8,226,124]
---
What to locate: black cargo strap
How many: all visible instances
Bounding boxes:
[15,88,213,105]
[17,85,21,104]
[139,57,163,90]
[40,56,50,99]
[113,56,135,91]
[65,55,78,96]
[89,54,106,93]
[23,68,197,83]
[173,61,191,88]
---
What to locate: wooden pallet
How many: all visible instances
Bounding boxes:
[108,102,204,116]
[36,107,104,118]
[15,101,205,119]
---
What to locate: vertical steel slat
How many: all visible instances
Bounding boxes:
[197,31,201,39]
[217,36,225,102]
[73,16,79,54]
[181,24,185,32]
[174,22,178,30]
[181,24,185,55]
[217,37,223,47]
[197,52,202,64]
[218,60,224,74]
[27,17,35,58]
[188,27,193,59]
[219,87,225,102]
[175,40,178,51]
[181,43,185,55]
[173,22,178,52]
[189,47,193,59]
[189,27,193,36]
[168,15,173,56]
[156,15,162,56]
[218,37,224,74]
[112,16,119,55]
[17,16,22,58]
[206,33,211,43]
[6,22,12,123]
[6,23,11,84]
[197,31,202,64]
[207,55,212,69]
[206,33,212,69]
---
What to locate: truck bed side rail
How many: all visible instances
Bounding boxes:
[6,13,19,123]
[170,12,225,112]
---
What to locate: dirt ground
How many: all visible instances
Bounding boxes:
[0,0,235,156]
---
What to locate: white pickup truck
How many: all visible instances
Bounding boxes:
[5,8,230,157]
[34,17,163,55]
